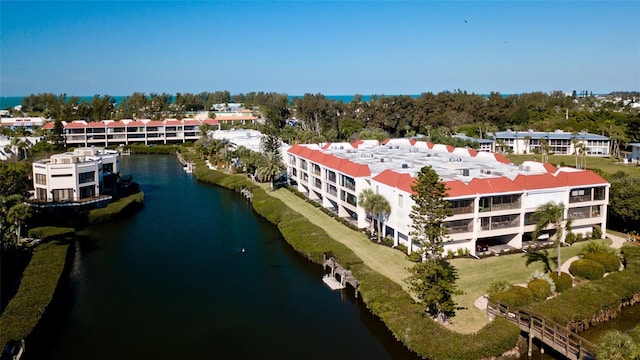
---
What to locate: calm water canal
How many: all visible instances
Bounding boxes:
[25,155,420,360]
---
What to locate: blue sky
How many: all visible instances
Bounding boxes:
[1,1,639,96]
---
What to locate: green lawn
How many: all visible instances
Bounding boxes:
[448,239,612,333]
[268,188,414,292]
[507,154,640,179]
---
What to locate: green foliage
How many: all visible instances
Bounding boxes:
[609,173,640,232]
[569,258,605,279]
[87,192,144,224]
[581,240,615,255]
[0,161,31,197]
[532,201,568,276]
[406,260,462,321]
[408,252,422,262]
[27,226,75,241]
[549,272,573,292]
[486,280,512,300]
[526,244,640,328]
[124,144,181,154]
[0,240,70,349]
[409,165,452,259]
[565,231,576,245]
[527,279,551,301]
[584,251,621,273]
[594,330,639,360]
[492,286,535,307]
[592,226,603,239]
[528,270,556,293]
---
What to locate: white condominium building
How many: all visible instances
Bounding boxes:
[286,138,609,256]
[492,129,610,157]
[31,147,120,205]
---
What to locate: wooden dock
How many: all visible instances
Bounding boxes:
[322,254,360,298]
[240,188,253,202]
[487,301,595,360]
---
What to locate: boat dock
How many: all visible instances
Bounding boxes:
[322,254,360,298]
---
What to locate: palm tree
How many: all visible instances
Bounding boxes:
[255,151,285,182]
[532,202,568,276]
[370,194,391,243]
[358,189,376,235]
[7,202,31,246]
[594,330,638,360]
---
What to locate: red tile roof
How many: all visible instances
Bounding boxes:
[288,144,371,178]
[468,177,523,194]
[409,139,417,146]
[215,115,257,121]
[42,122,55,130]
[513,173,564,190]
[493,153,512,164]
[556,170,608,187]
[146,120,164,126]
[373,170,415,194]
[86,121,106,128]
[351,140,364,149]
[543,163,558,173]
[107,121,126,127]
[65,122,86,129]
[183,119,200,125]
[444,179,477,198]
[467,149,479,157]
[126,121,146,127]
[202,119,219,125]
[164,119,181,125]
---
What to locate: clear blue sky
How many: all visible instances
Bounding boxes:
[1,1,639,97]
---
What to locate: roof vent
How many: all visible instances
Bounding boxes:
[402,163,408,169]
[462,168,470,176]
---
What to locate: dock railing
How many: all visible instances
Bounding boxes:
[487,301,596,360]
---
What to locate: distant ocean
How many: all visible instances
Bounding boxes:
[0,94,426,110]
[2,93,518,110]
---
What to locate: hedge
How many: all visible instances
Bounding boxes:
[526,244,640,331]
[549,272,573,292]
[87,192,144,224]
[27,226,75,241]
[492,286,535,308]
[584,251,621,273]
[528,279,551,301]
[0,239,72,349]
[193,160,520,360]
[569,258,606,280]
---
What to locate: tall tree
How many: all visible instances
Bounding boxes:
[358,189,377,235]
[409,165,452,259]
[531,202,568,276]
[7,202,32,247]
[406,259,462,323]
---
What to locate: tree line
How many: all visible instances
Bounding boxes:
[17,91,640,145]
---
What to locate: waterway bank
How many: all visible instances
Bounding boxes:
[22,155,422,360]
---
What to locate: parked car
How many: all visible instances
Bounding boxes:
[476,241,489,252]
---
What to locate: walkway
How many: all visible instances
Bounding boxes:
[267,188,413,292]
[559,232,628,276]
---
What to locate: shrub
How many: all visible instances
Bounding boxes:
[584,251,621,273]
[528,279,551,301]
[592,226,602,239]
[27,226,75,241]
[569,259,605,280]
[565,232,576,245]
[486,280,511,300]
[492,286,535,307]
[396,244,408,254]
[581,240,614,255]
[408,252,422,262]
[447,250,455,259]
[88,192,144,224]
[549,272,573,292]
[528,270,556,293]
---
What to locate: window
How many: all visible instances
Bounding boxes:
[79,171,95,184]
[36,188,47,200]
[398,194,403,208]
[314,177,321,189]
[340,174,355,191]
[325,170,336,183]
[593,187,605,201]
[103,163,114,173]
[35,173,47,185]
[79,185,95,199]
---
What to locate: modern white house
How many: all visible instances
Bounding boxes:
[628,143,640,164]
[491,129,610,157]
[31,147,120,207]
[286,138,610,256]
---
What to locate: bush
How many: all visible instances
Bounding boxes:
[492,286,535,307]
[528,270,556,293]
[528,279,551,301]
[396,244,408,254]
[549,272,573,292]
[584,251,621,272]
[569,259,605,280]
[486,280,511,300]
[27,226,75,241]
[565,232,576,245]
[408,252,422,262]
[88,192,144,224]
[581,240,614,255]
[592,226,602,239]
